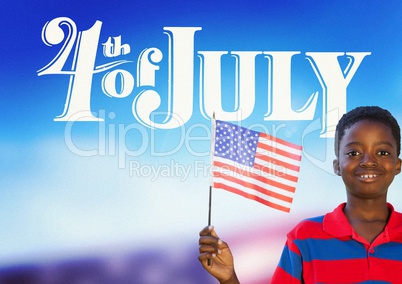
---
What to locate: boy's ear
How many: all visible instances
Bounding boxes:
[333,159,341,176]
[396,158,402,175]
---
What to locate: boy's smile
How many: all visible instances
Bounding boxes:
[333,119,401,200]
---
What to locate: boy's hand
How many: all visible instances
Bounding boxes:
[198,226,240,284]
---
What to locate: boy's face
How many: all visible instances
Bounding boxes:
[333,119,401,200]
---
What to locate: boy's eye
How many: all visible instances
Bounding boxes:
[346,150,360,156]
[378,150,390,156]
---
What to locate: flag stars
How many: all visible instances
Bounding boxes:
[214,121,260,167]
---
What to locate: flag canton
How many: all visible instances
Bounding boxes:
[214,120,260,167]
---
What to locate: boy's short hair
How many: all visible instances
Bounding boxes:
[334,106,401,157]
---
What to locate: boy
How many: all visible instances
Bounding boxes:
[198,106,402,283]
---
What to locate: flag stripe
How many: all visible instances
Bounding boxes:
[213,172,293,203]
[260,132,302,151]
[254,158,300,181]
[213,181,291,213]
[257,140,303,162]
[214,159,297,194]
[253,162,299,183]
[254,153,301,178]
[214,157,298,191]
[255,152,301,173]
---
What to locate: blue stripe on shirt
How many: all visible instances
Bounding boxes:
[294,238,367,262]
[277,245,303,280]
[371,242,402,261]
[294,238,402,262]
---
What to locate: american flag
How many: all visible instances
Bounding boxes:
[212,120,302,213]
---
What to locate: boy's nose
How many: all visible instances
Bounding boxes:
[360,154,378,167]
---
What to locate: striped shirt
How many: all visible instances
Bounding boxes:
[271,203,402,284]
